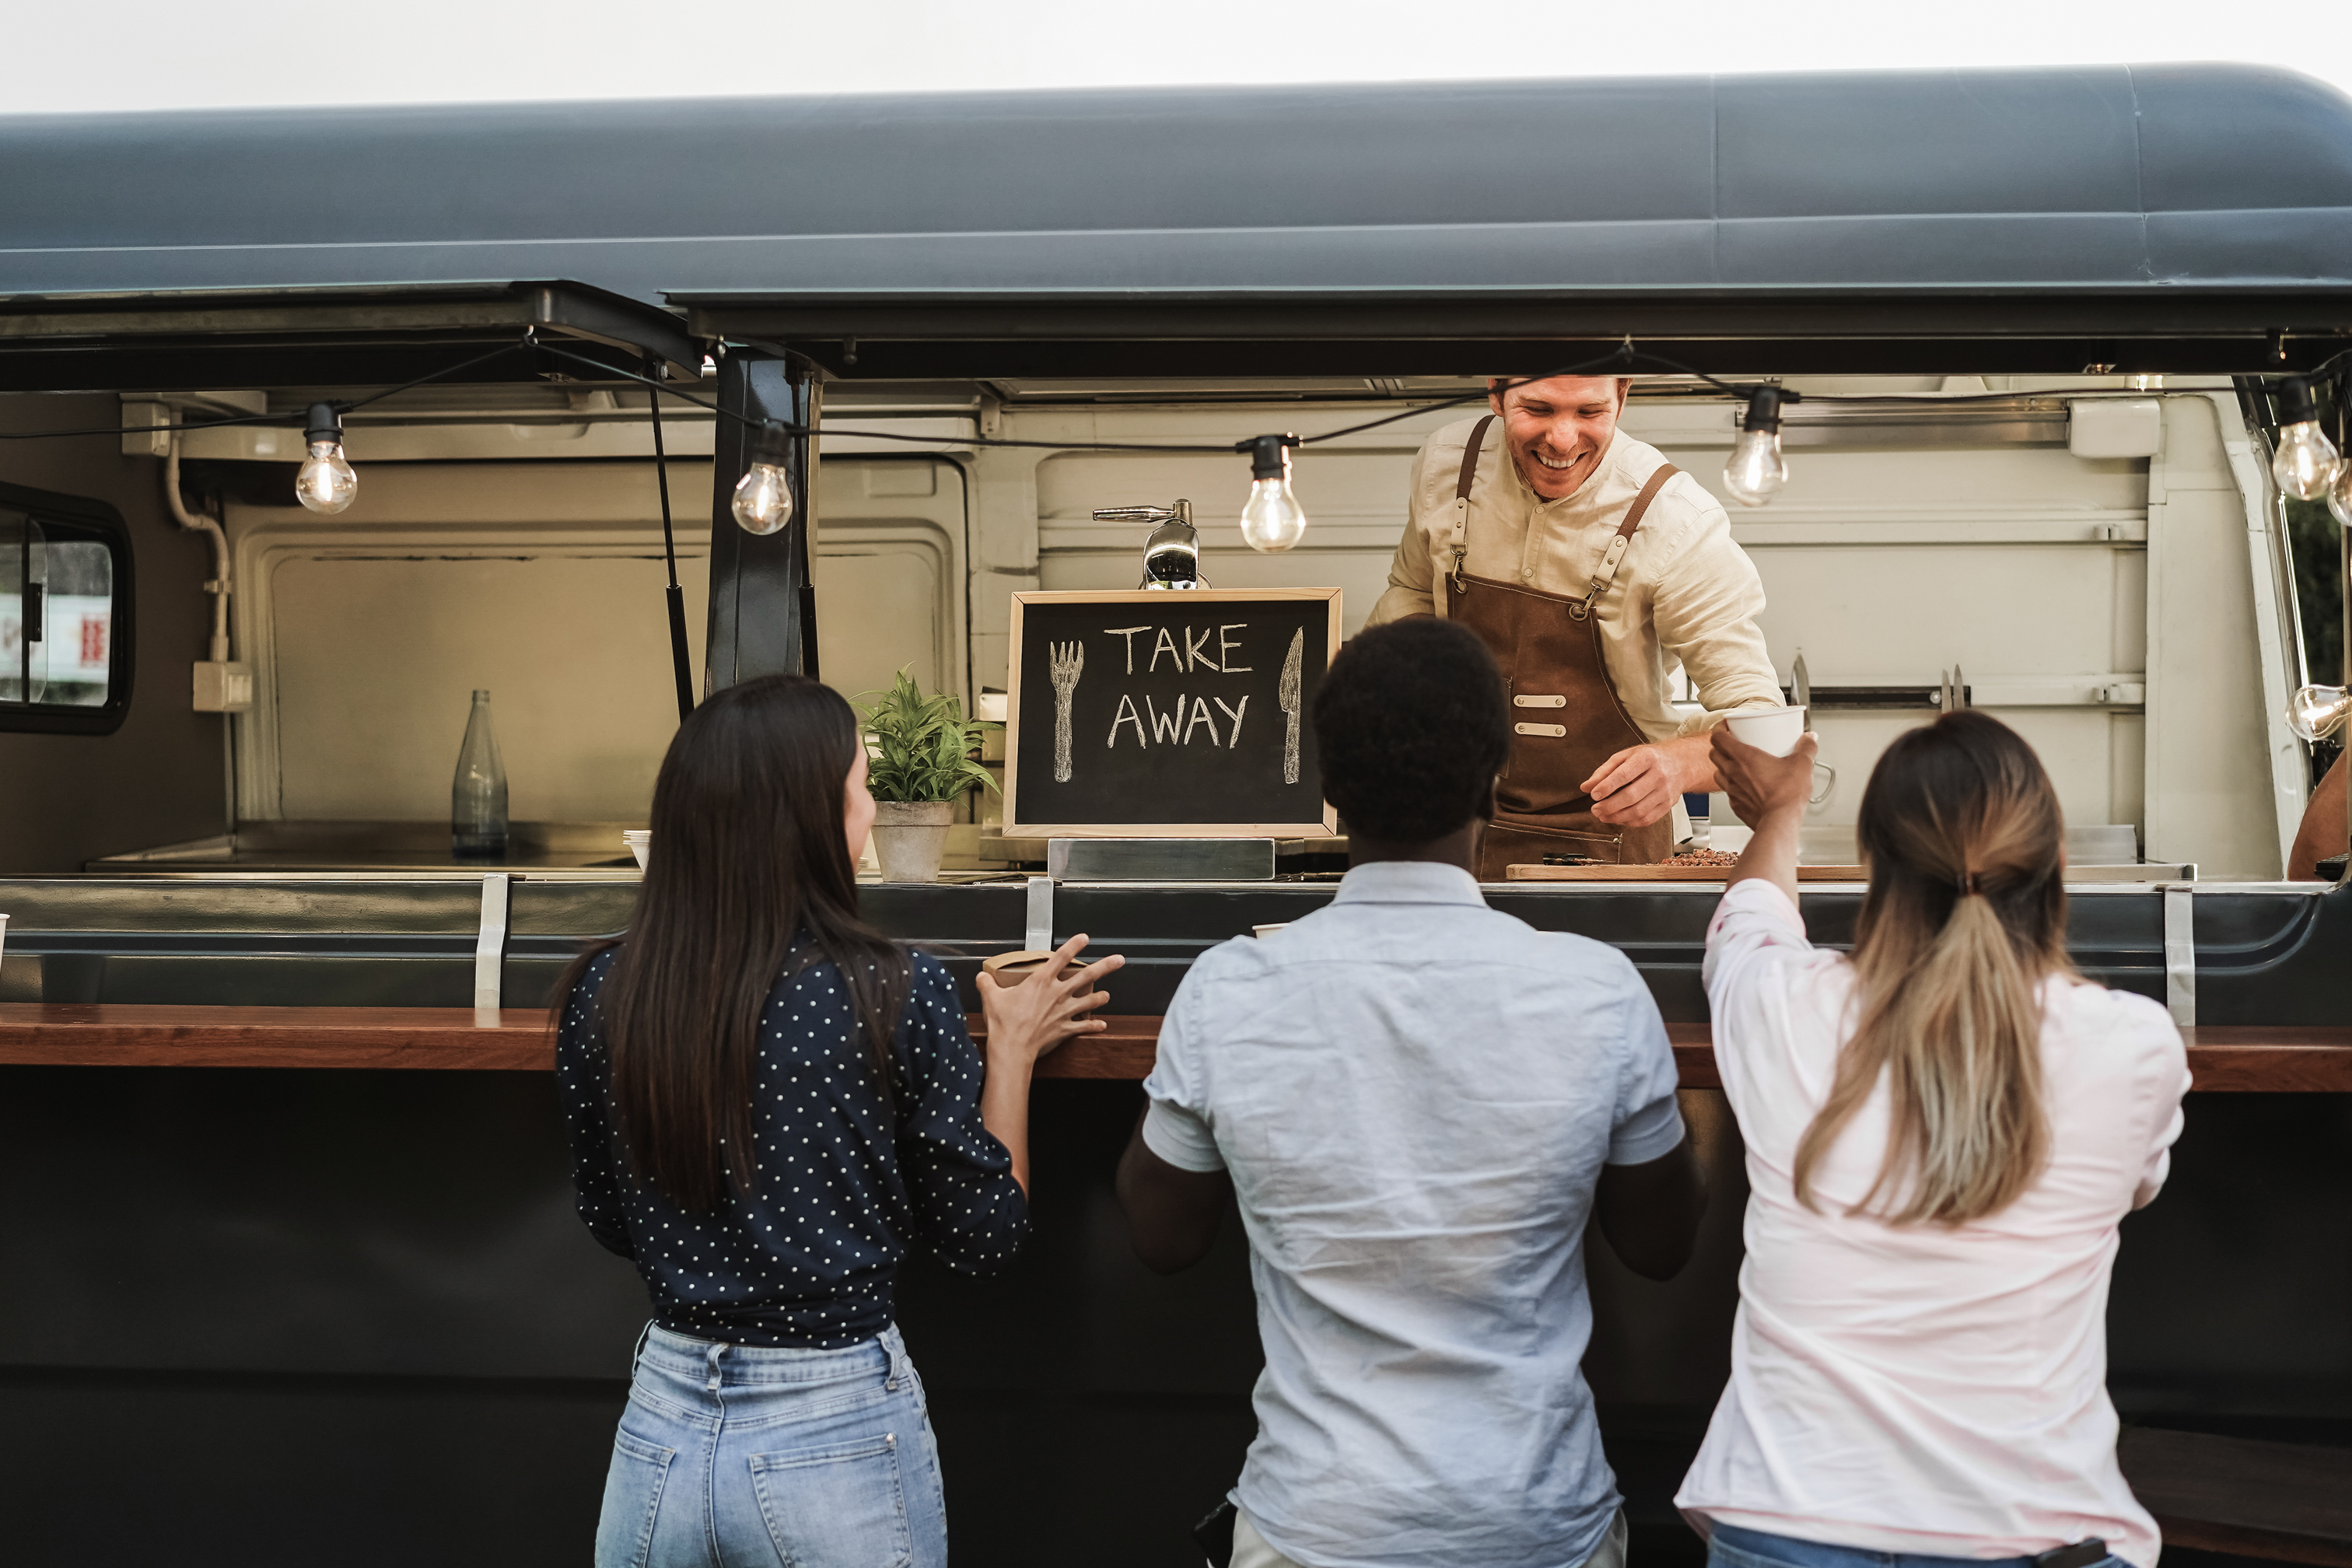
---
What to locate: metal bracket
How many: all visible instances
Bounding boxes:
[2164,884,2196,1027]
[475,873,511,1025]
[1024,875,1055,954]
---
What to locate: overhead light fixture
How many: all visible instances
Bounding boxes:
[730,421,795,535]
[295,403,358,515]
[1724,388,1795,507]
[1237,433,1307,553]
[2271,377,2342,502]
[2287,683,2350,743]
[2329,460,2352,530]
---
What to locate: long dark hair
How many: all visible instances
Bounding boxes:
[1796,710,2072,1226]
[557,674,911,1213]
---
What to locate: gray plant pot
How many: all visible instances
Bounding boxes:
[870,800,954,884]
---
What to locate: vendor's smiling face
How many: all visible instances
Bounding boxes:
[1489,376,1628,501]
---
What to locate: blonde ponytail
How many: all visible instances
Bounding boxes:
[1792,712,2070,1227]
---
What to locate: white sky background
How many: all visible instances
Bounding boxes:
[5,0,2351,114]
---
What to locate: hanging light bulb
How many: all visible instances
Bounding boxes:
[730,421,795,535]
[295,403,358,515]
[1724,388,1793,507]
[2287,684,2351,743]
[2329,459,2352,530]
[2270,377,2342,502]
[1237,433,1307,552]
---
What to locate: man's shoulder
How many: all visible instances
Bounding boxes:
[1418,412,1493,462]
[1612,434,1727,530]
[1167,932,1279,1005]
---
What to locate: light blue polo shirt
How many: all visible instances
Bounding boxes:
[1144,859,1685,1568]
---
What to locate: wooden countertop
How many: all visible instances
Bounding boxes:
[0,1006,2346,1090]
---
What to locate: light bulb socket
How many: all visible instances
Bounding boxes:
[1244,433,1297,481]
[746,420,792,466]
[304,402,344,444]
[1740,387,1790,436]
[2275,376,2321,427]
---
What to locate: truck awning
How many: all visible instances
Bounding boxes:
[3,65,2350,378]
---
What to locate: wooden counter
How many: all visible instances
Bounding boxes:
[0,1005,2346,1090]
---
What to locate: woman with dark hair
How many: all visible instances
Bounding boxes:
[555,674,1118,1568]
[1677,712,2187,1568]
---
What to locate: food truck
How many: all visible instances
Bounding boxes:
[2,65,2350,1565]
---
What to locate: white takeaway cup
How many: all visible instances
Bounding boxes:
[1724,707,1808,758]
[621,831,651,870]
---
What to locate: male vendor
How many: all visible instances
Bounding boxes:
[1368,376,1783,873]
[1118,618,1706,1568]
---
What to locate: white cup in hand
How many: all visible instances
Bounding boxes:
[1725,708,1806,758]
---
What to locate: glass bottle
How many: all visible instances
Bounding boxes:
[452,689,509,858]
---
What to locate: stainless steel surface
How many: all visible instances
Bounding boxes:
[1048,838,1278,881]
[89,820,643,873]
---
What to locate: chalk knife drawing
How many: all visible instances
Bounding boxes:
[1049,639,1083,782]
[1279,628,1304,784]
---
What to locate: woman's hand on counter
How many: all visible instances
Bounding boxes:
[975,933,1122,1196]
[977,933,1123,1067]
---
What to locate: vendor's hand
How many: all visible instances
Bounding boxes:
[976,933,1123,1066]
[1710,726,1818,827]
[1580,736,1708,828]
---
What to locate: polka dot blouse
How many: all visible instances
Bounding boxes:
[555,943,1030,1348]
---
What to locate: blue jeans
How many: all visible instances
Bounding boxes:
[595,1322,948,1568]
[1709,1524,2137,1568]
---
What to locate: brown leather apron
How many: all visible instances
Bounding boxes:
[1439,415,1678,877]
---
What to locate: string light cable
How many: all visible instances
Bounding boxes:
[6,330,2345,534]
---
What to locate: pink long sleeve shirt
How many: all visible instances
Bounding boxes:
[1675,880,2189,1568]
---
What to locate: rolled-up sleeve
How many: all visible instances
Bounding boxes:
[1608,960,1688,1166]
[894,957,1031,1276]
[1651,495,1784,734]
[1140,947,1230,1172]
[1368,439,1440,627]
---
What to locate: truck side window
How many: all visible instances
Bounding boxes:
[0,485,134,734]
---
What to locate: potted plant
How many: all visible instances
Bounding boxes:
[857,668,999,884]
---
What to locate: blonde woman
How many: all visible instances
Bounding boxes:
[1677,712,2189,1568]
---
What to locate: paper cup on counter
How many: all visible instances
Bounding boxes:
[0,912,9,973]
[1725,708,1808,758]
[621,831,650,869]
[981,950,1082,986]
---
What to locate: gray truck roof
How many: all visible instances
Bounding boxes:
[2,65,2348,379]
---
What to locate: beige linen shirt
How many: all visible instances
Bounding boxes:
[1369,417,1783,741]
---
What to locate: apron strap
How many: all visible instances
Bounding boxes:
[1441,415,1496,611]
[1568,462,1680,622]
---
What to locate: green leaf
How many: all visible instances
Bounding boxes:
[855,664,1001,803]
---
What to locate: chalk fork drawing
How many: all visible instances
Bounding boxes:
[1278,628,1304,784]
[1049,640,1083,782]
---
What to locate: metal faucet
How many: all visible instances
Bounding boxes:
[1094,499,1206,590]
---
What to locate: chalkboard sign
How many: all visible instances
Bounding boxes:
[1004,588,1342,838]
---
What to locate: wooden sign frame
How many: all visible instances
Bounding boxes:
[1003,587,1342,839]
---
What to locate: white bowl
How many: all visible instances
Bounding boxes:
[1725,707,1807,758]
